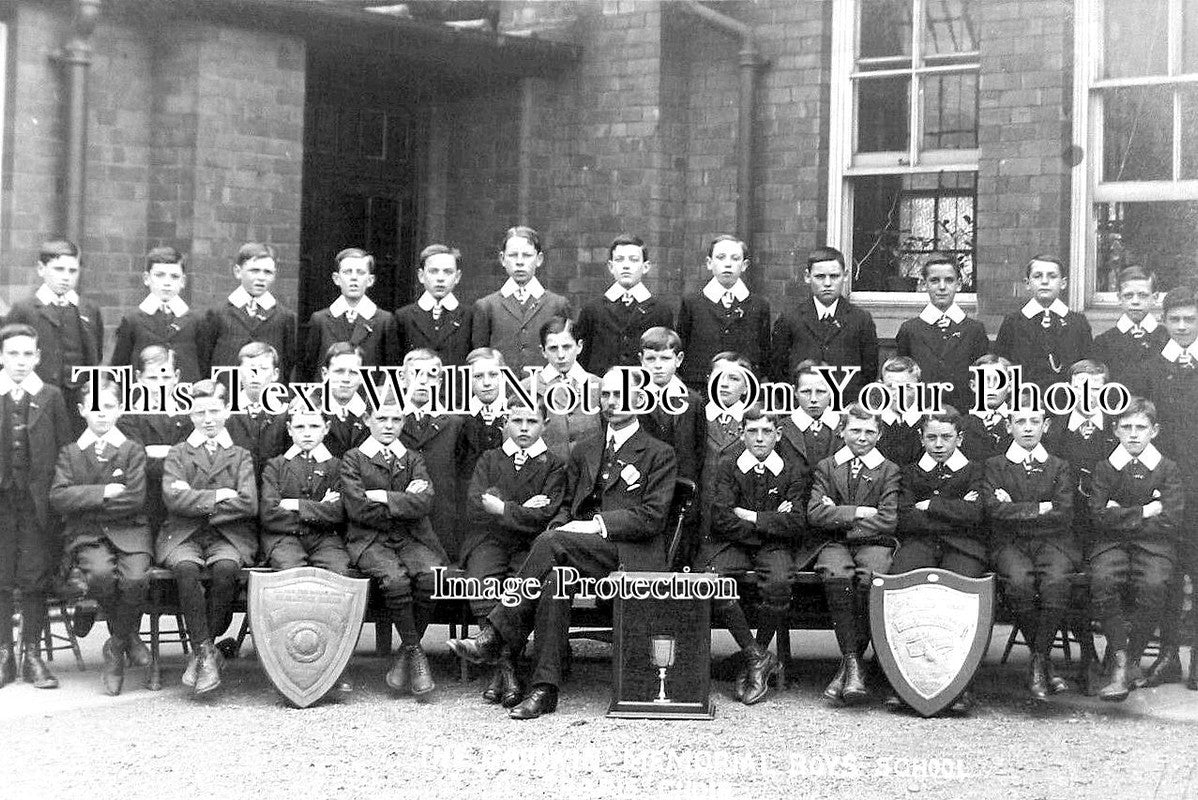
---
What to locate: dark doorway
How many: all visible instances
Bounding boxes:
[300,45,425,322]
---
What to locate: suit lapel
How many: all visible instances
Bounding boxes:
[500,295,525,324]
[26,389,45,432]
[780,420,807,462]
[36,302,61,330]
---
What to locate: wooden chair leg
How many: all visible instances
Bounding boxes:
[61,601,86,671]
[146,613,162,691]
[1000,624,1021,664]
[775,624,791,690]
[177,615,189,654]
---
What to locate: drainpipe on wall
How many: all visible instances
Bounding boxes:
[677,0,761,285]
[53,0,101,245]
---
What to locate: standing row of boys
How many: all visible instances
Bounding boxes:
[1,230,1195,719]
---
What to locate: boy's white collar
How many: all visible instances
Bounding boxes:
[187,429,233,449]
[736,449,783,476]
[500,277,545,299]
[917,450,969,473]
[702,278,749,304]
[358,437,407,459]
[502,437,548,459]
[77,428,127,451]
[229,286,276,310]
[284,444,333,462]
[1116,313,1157,333]
[1021,298,1068,319]
[604,283,651,303]
[833,446,884,469]
[1005,442,1049,464]
[0,372,44,397]
[330,295,377,320]
[139,295,189,316]
[1108,443,1161,471]
[36,284,79,307]
[417,292,459,312]
[919,303,965,325]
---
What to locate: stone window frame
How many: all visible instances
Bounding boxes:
[1070,0,1198,309]
[826,0,980,310]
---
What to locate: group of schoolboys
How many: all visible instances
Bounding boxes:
[2,232,1196,723]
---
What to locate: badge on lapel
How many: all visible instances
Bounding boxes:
[620,463,641,491]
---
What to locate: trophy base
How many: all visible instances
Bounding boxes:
[607,698,715,720]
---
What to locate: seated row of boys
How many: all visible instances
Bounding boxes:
[8,287,1190,720]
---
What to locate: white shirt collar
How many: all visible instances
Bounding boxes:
[502,437,548,459]
[36,284,80,307]
[1108,443,1162,471]
[790,407,840,432]
[1161,339,1198,363]
[736,449,784,476]
[358,436,407,460]
[469,395,507,416]
[1116,313,1158,334]
[833,446,884,470]
[969,403,1011,422]
[138,294,189,316]
[500,277,545,300]
[1005,442,1049,464]
[605,420,640,452]
[919,303,965,325]
[604,282,652,303]
[879,406,922,427]
[702,278,750,304]
[540,361,591,386]
[229,286,276,310]
[328,392,368,418]
[329,295,378,320]
[186,429,234,449]
[0,372,44,397]
[77,428,127,452]
[918,450,969,473]
[645,376,688,398]
[814,298,840,319]
[284,444,333,463]
[1067,410,1104,431]
[1021,298,1069,319]
[705,400,745,422]
[416,292,459,312]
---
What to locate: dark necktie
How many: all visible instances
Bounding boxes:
[848,458,863,495]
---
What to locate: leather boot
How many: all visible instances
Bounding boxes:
[125,634,151,668]
[1144,646,1182,687]
[447,625,503,665]
[841,653,869,704]
[823,658,846,701]
[733,663,748,702]
[510,683,557,719]
[407,645,435,698]
[1045,656,1071,694]
[949,690,974,713]
[1028,653,1049,700]
[386,647,411,693]
[21,653,59,689]
[741,645,780,705]
[0,645,15,687]
[482,667,503,704]
[496,646,522,708]
[193,640,222,697]
[101,636,127,696]
[181,653,199,688]
[1098,649,1130,702]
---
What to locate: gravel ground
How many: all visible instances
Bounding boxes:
[4,629,1197,800]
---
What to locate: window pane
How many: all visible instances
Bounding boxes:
[1187,0,1198,73]
[1103,86,1173,182]
[857,76,910,153]
[1183,90,1198,178]
[1095,201,1198,292]
[851,172,976,292]
[923,72,978,149]
[924,0,977,56]
[1104,0,1168,79]
[859,0,912,60]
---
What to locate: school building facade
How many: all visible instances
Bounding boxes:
[0,0,1192,347]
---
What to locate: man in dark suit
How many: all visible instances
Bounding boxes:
[6,240,104,431]
[770,247,879,403]
[575,234,673,376]
[448,367,678,719]
[0,323,73,690]
[302,248,399,381]
[197,242,298,382]
[395,244,472,369]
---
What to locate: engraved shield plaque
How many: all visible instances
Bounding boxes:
[869,569,995,717]
[248,568,369,708]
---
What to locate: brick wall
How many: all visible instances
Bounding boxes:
[975,0,1074,320]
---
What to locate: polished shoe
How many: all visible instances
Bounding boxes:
[22,653,60,689]
[732,663,748,702]
[407,645,436,698]
[1098,649,1130,703]
[510,683,558,719]
[840,653,869,704]
[101,637,127,696]
[181,653,199,688]
[1045,658,1071,694]
[125,635,151,668]
[949,690,974,713]
[1144,647,1183,687]
[1028,654,1049,700]
[884,692,905,711]
[497,647,523,709]
[823,658,847,701]
[0,646,16,687]
[385,648,411,694]
[193,641,222,697]
[446,625,503,665]
[481,667,504,704]
[741,646,780,706]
